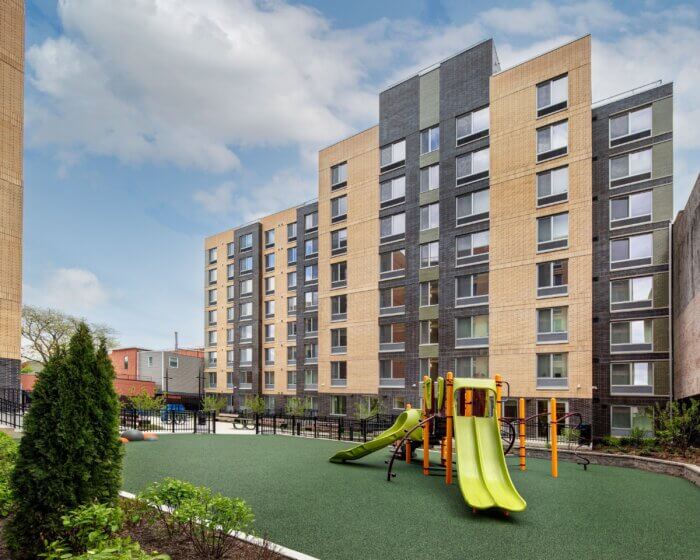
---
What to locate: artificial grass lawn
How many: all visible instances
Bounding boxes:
[123,435,700,560]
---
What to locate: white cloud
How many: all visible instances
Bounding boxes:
[24,268,109,315]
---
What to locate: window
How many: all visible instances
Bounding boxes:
[227,242,235,258]
[537,353,568,388]
[537,260,568,297]
[265,371,275,389]
[456,107,489,145]
[331,262,347,288]
[331,195,348,222]
[611,320,653,352]
[304,316,318,335]
[331,294,347,321]
[611,406,653,437]
[287,271,297,290]
[420,320,439,345]
[611,362,653,395]
[304,264,318,284]
[380,176,406,206]
[610,233,653,269]
[240,279,253,296]
[239,324,252,341]
[455,315,489,347]
[420,164,440,192]
[287,247,297,265]
[536,74,568,116]
[537,166,569,206]
[208,309,217,325]
[240,233,253,251]
[304,290,318,310]
[227,371,234,389]
[208,268,217,284]
[456,147,489,184]
[287,321,297,338]
[147,356,154,367]
[240,256,253,274]
[264,229,275,247]
[264,300,275,318]
[380,212,405,241]
[264,276,275,294]
[419,202,439,230]
[226,306,234,323]
[225,283,235,301]
[379,359,405,387]
[609,148,651,186]
[610,106,652,146]
[420,241,439,268]
[537,213,569,252]
[455,273,489,306]
[264,252,275,271]
[380,287,405,313]
[455,356,489,379]
[208,247,217,264]
[287,346,297,364]
[331,328,347,353]
[287,222,297,240]
[123,355,129,370]
[305,342,318,362]
[393,396,406,410]
[420,358,439,378]
[331,162,347,188]
[611,276,653,311]
[239,369,253,388]
[419,281,439,307]
[226,328,234,343]
[239,301,252,318]
[537,120,568,163]
[264,348,275,365]
[239,348,252,365]
[456,230,489,265]
[305,237,318,257]
[456,189,489,225]
[331,228,348,255]
[227,263,235,280]
[208,372,217,388]
[305,211,318,232]
[208,288,217,305]
[610,191,652,227]
[380,139,406,170]
[226,350,234,366]
[380,249,406,279]
[331,395,347,415]
[420,125,440,154]
[206,351,216,367]
[264,396,275,413]
[288,296,297,314]
[305,370,318,390]
[537,307,568,343]
[287,370,297,390]
[379,323,405,351]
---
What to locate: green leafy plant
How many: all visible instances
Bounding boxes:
[42,536,169,560]
[654,399,700,453]
[560,427,580,445]
[353,397,384,420]
[201,394,227,414]
[600,435,621,449]
[126,390,165,412]
[244,396,266,416]
[622,426,648,448]
[58,503,124,552]
[284,397,312,416]
[138,478,199,537]
[0,432,18,517]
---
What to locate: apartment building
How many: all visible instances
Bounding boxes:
[0,0,23,389]
[203,35,675,437]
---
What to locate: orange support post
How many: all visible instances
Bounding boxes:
[518,398,526,471]
[465,389,472,417]
[495,374,502,416]
[550,397,558,478]
[445,372,454,485]
[422,376,431,476]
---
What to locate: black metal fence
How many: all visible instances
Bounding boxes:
[119,409,216,434]
[0,388,25,430]
[500,414,591,450]
[252,413,399,442]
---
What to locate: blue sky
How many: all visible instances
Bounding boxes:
[22,0,700,350]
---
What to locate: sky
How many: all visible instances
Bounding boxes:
[22,0,700,350]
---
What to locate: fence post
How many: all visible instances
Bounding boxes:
[212,411,216,434]
[362,419,367,443]
[193,411,197,434]
[171,411,175,433]
[551,397,558,478]
[337,418,342,440]
[314,417,317,438]
[518,397,526,471]
[273,414,277,435]
[255,413,259,434]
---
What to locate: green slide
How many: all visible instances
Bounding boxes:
[329,409,422,463]
[453,379,526,512]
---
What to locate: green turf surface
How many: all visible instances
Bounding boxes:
[123,435,700,560]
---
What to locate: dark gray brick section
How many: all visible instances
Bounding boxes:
[0,358,19,389]
[295,201,318,397]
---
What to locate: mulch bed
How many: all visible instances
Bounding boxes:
[593,445,700,465]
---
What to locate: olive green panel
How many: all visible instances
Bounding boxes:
[652,183,673,223]
[419,68,440,130]
[653,361,670,396]
[419,150,440,168]
[651,141,673,179]
[419,188,440,206]
[419,344,439,359]
[653,317,669,352]
[652,96,673,136]
[419,267,439,282]
[419,228,440,244]
[652,228,669,265]
[653,272,669,308]
[419,305,439,321]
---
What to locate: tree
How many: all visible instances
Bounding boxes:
[201,394,227,413]
[6,324,123,558]
[353,397,384,420]
[244,395,266,415]
[126,390,165,411]
[21,305,118,365]
[285,397,312,416]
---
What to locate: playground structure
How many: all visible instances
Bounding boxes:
[330,372,590,515]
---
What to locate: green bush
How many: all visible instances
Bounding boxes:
[284,397,312,416]
[201,395,227,414]
[60,503,124,552]
[0,432,18,517]
[655,399,700,453]
[42,536,168,559]
[138,478,199,537]
[621,426,647,447]
[244,396,266,415]
[600,435,621,449]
